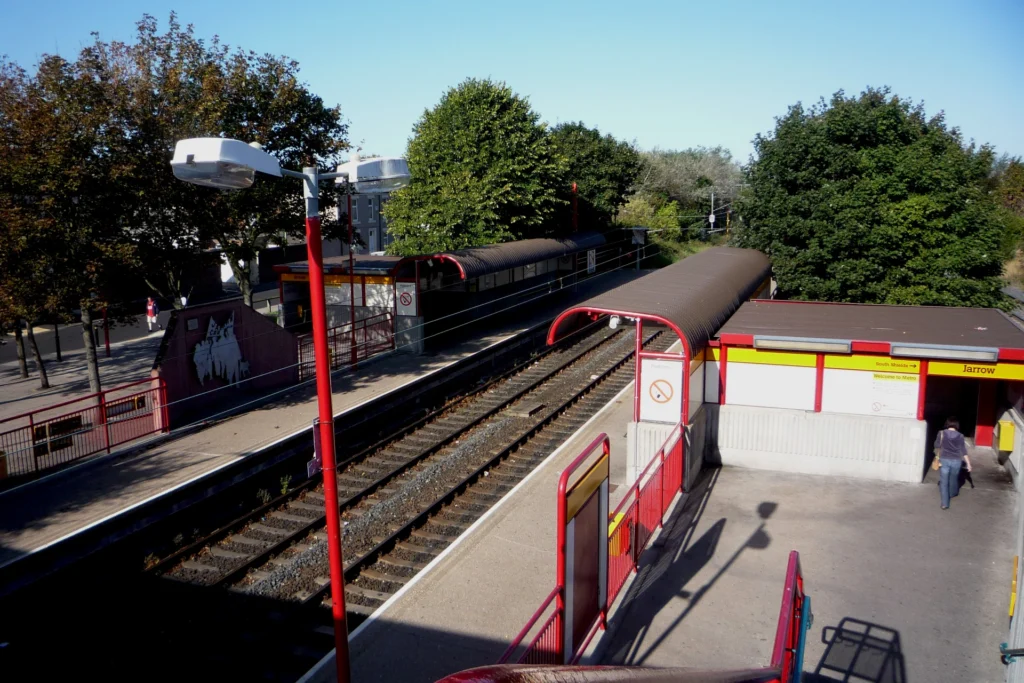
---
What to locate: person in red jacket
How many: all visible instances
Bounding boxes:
[146,297,163,332]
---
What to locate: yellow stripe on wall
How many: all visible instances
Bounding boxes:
[824,355,920,374]
[929,361,1024,380]
[727,347,816,368]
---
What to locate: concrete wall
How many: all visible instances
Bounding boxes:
[684,405,707,490]
[703,404,927,483]
[395,316,424,355]
[626,422,676,487]
[152,299,299,426]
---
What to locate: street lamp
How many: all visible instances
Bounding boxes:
[333,156,411,366]
[171,137,353,683]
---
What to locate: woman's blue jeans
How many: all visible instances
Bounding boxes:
[939,458,963,508]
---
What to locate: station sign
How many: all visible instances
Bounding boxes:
[928,360,1024,380]
[396,282,417,316]
[639,358,684,424]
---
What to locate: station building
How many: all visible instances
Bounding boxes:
[274,231,628,353]
[548,247,1024,485]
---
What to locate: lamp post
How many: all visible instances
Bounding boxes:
[170,138,353,683]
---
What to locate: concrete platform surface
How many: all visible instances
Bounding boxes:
[599,454,1014,682]
[337,372,638,683]
[0,269,647,570]
[322,406,1014,683]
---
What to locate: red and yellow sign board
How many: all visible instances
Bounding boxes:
[566,451,609,519]
[824,355,920,374]
[280,273,393,285]
[928,361,1024,380]
[727,347,816,368]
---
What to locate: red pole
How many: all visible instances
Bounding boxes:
[571,182,578,233]
[348,191,358,366]
[304,165,351,683]
[633,319,643,421]
[103,307,111,358]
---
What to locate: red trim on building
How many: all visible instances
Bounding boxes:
[1000,348,1024,362]
[814,354,824,412]
[707,339,721,347]
[917,360,929,421]
[718,333,754,346]
[976,381,997,447]
[719,345,728,405]
[850,341,891,354]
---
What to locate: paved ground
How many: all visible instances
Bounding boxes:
[599,449,1014,682]
[313,403,1015,683]
[0,313,171,420]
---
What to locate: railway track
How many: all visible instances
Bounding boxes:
[134,322,672,678]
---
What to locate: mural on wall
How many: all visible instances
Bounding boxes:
[194,313,250,385]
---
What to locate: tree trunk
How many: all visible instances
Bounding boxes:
[53,322,62,361]
[231,259,254,307]
[25,325,49,389]
[14,323,29,378]
[80,306,102,394]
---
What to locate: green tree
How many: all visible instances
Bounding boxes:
[384,78,564,255]
[737,87,1013,308]
[996,158,1024,217]
[616,194,683,237]
[100,15,348,307]
[0,54,137,393]
[548,122,641,230]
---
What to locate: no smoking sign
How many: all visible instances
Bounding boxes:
[639,358,683,423]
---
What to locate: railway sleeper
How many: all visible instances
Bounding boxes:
[395,540,440,557]
[347,583,393,603]
[272,511,315,524]
[230,534,269,547]
[439,509,479,525]
[410,529,456,544]
[428,518,471,534]
[361,567,408,586]
[289,500,326,513]
[208,546,252,560]
[379,556,428,572]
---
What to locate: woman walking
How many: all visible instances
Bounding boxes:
[934,417,972,510]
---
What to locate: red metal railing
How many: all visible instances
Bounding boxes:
[771,551,807,683]
[0,378,168,481]
[607,422,683,607]
[502,425,685,665]
[297,312,394,380]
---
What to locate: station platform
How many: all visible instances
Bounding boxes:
[310,395,1015,683]
[0,270,645,574]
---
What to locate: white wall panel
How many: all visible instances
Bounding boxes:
[706,404,926,483]
[365,283,394,308]
[821,368,917,419]
[705,360,720,404]
[727,363,815,411]
[689,362,705,420]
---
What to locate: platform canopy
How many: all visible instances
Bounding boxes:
[395,232,607,281]
[717,300,1024,362]
[547,247,772,360]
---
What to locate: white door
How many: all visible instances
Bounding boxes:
[369,228,379,253]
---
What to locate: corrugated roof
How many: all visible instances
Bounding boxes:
[398,232,607,281]
[718,300,1024,352]
[547,247,772,357]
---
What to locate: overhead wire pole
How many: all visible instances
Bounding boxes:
[296,164,353,683]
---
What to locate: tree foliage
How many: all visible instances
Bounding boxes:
[736,87,1013,308]
[0,13,348,389]
[638,146,743,208]
[384,79,564,255]
[548,122,641,230]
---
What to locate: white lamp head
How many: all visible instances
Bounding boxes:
[171,138,282,189]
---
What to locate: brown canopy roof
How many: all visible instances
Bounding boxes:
[395,232,607,280]
[547,247,772,358]
[718,300,1024,357]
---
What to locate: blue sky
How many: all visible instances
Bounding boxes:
[2,0,1021,164]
